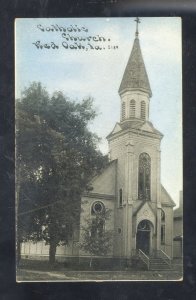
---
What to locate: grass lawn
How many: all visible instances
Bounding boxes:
[17,259,183,281]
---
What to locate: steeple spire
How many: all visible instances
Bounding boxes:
[119,18,152,97]
[134,17,140,38]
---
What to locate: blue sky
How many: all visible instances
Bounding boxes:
[15,17,182,206]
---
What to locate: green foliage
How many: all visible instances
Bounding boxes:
[80,209,113,257]
[16,82,108,262]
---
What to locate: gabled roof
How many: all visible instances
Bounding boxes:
[161,185,176,207]
[110,122,122,135]
[119,37,152,97]
[133,201,156,232]
[107,120,163,140]
[83,159,117,198]
[121,120,162,136]
[174,192,183,218]
[174,205,183,218]
[133,200,155,217]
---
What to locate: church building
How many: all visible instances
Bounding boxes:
[21,20,176,265]
[79,19,176,261]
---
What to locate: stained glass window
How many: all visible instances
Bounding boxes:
[138,153,151,200]
[91,201,105,215]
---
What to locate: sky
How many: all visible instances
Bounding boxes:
[15,17,182,206]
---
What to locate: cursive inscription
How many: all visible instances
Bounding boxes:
[32,24,119,51]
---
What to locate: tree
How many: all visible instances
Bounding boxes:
[80,209,113,268]
[16,82,108,264]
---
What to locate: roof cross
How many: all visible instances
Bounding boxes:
[134,17,141,37]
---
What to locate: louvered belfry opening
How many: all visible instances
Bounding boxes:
[121,102,126,120]
[130,99,136,118]
[141,101,146,120]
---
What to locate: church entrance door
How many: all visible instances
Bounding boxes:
[136,220,151,255]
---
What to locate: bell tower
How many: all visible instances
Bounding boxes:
[79,18,175,261]
[119,17,152,123]
[107,18,164,258]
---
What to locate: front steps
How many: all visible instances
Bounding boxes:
[149,257,172,271]
[133,249,172,271]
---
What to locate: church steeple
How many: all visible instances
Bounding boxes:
[119,18,152,97]
[119,18,152,123]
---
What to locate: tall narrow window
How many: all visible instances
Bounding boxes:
[161,209,166,244]
[141,101,146,120]
[121,102,126,120]
[119,188,123,207]
[161,209,165,222]
[130,99,136,118]
[138,153,151,200]
[161,224,165,244]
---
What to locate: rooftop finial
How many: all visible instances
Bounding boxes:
[134,17,141,38]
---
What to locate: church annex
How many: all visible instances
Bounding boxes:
[79,19,176,260]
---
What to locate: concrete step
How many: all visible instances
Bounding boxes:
[150,264,170,267]
[150,262,168,266]
[150,268,171,271]
[149,258,172,270]
[149,264,171,270]
[135,252,172,271]
[150,258,169,262]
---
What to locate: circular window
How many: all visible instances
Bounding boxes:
[92,201,104,214]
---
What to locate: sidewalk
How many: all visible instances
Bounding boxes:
[17,268,183,281]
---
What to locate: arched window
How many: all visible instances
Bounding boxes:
[138,153,151,200]
[141,101,146,120]
[137,220,151,231]
[119,189,123,207]
[130,99,136,118]
[121,102,126,120]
